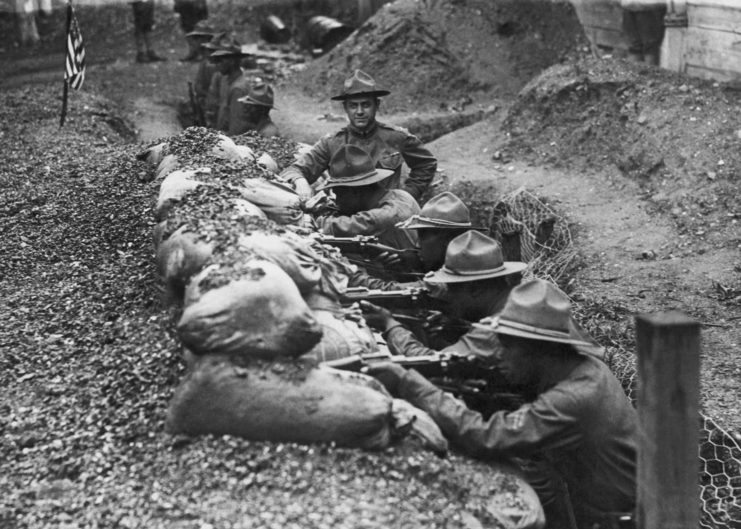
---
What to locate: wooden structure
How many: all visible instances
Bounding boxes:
[635,312,701,529]
[571,0,741,81]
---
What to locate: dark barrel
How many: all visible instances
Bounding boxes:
[260,14,291,44]
[306,16,354,54]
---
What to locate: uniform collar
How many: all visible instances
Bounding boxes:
[347,120,378,139]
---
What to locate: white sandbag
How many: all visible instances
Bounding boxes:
[303,309,378,363]
[166,355,446,455]
[155,168,211,221]
[156,226,213,300]
[238,178,303,225]
[211,134,242,161]
[234,144,256,162]
[256,152,278,173]
[237,232,321,294]
[136,142,166,169]
[178,260,322,358]
[155,153,180,181]
[153,220,167,252]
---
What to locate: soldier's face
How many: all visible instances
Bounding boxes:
[497,335,538,386]
[332,185,366,214]
[343,97,378,130]
[417,230,454,271]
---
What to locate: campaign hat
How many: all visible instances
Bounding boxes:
[424,230,527,284]
[317,144,393,190]
[489,279,593,347]
[330,69,390,101]
[398,192,477,230]
[237,83,275,108]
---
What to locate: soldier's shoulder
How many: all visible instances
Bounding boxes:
[377,122,412,136]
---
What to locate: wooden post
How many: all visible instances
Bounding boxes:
[635,312,700,529]
[660,0,688,73]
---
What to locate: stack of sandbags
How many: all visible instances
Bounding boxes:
[143,130,447,455]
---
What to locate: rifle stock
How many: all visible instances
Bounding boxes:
[324,352,526,416]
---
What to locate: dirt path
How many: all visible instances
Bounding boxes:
[429,116,741,433]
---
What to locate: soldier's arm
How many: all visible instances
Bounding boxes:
[280,135,333,186]
[399,131,437,200]
[398,369,583,458]
[315,201,401,238]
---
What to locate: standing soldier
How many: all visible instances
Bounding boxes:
[280,69,437,202]
[130,0,166,63]
[174,0,209,61]
[236,83,280,137]
[208,38,258,136]
[184,22,217,125]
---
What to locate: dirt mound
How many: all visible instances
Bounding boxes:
[503,57,741,269]
[289,0,588,113]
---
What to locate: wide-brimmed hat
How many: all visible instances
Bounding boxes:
[398,192,477,230]
[424,230,527,284]
[201,32,229,50]
[209,38,253,59]
[237,83,275,108]
[488,279,593,348]
[330,70,390,101]
[317,145,394,190]
[186,21,216,38]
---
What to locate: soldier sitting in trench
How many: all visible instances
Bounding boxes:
[312,144,420,254]
[235,83,279,138]
[280,69,438,203]
[366,278,638,529]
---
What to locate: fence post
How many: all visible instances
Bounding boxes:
[635,311,700,529]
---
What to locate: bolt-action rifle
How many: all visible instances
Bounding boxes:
[324,351,527,416]
[188,82,206,127]
[340,286,449,311]
[318,235,423,272]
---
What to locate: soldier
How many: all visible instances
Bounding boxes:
[236,83,280,138]
[361,230,603,360]
[208,39,259,136]
[130,0,166,63]
[314,144,420,252]
[280,69,437,202]
[366,278,638,529]
[201,32,229,128]
[174,0,209,61]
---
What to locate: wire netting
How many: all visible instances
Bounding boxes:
[485,186,741,528]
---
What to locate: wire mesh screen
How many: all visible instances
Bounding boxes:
[481,186,741,528]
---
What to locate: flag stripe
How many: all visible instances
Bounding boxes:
[64,5,85,91]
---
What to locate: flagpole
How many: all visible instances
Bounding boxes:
[60,0,72,128]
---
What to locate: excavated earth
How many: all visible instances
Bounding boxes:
[1,0,740,527]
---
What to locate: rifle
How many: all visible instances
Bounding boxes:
[318,235,423,271]
[188,82,206,126]
[325,352,526,416]
[341,286,449,311]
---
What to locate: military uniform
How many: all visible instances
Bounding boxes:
[316,188,420,251]
[282,122,437,201]
[216,71,250,135]
[397,354,637,526]
[193,59,217,114]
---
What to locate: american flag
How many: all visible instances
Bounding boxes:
[64,2,85,90]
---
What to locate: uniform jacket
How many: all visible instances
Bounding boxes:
[204,71,221,128]
[398,355,638,515]
[281,121,437,201]
[216,70,253,135]
[316,189,420,251]
[194,60,217,108]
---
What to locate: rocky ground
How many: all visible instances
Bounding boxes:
[1,0,740,527]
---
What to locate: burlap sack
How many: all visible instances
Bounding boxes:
[237,232,322,294]
[155,168,211,221]
[178,260,322,358]
[156,226,213,301]
[166,355,447,455]
[238,178,303,225]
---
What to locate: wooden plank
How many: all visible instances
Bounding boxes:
[635,312,700,529]
[683,26,741,77]
[688,4,741,34]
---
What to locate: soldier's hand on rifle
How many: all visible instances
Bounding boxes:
[376,250,402,268]
[363,361,407,396]
[360,300,398,332]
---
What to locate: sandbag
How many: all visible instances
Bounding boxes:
[156,226,213,300]
[238,178,303,224]
[155,168,211,221]
[256,152,278,173]
[154,154,180,181]
[166,355,447,455]
[303,308,378,363]
[237,232,322,294]
[234,144,256,162]
[178,260,322,358]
